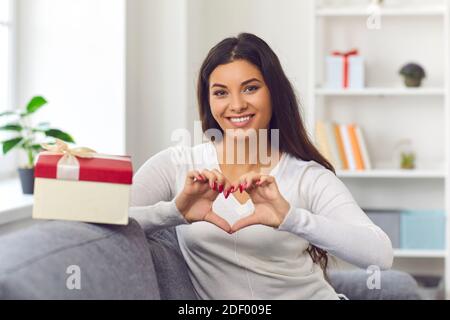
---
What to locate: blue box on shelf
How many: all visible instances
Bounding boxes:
[400,210,446,250]
[365,209,401,249]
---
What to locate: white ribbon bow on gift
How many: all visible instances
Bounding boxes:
[40,139,129,181]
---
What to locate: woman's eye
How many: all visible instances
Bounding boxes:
[213,90,227,97]
[244,85,259,93]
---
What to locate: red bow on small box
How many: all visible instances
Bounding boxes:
[332,49,359,88]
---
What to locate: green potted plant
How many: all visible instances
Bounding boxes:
[0,96,75,194]
[393,139,416,170]
[399,63,426,87]
[400,152,416,170]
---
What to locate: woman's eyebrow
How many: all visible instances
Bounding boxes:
[211,83,227,89]
[241,78,262,86]
[210,78,262,89]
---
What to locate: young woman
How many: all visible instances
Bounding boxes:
[130,33,393,300]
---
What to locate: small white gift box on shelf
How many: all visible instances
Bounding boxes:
[326,49,365,89]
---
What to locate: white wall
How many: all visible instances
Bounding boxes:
[127,0,312,169]
[16,0,312,170]
[126,0,188,168]
[200,0,310,94]
[188,0,311,126]
[17,0,126,161]
[186,0,206,128]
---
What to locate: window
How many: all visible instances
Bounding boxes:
[0,0,16,179]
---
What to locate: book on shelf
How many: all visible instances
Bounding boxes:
[315,120,372,171]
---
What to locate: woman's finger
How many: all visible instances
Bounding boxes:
[201,169,218,191]
[256,175,275,187]
[243,172,263,192]
[235,171,255,191]
[211,169,233,198]
[211,169,227,193]
[195,173,207,183]
[204,210,232,234]
[224,184,235,198]
[186,170,203,185]
[230,213,260,233]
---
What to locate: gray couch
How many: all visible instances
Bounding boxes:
[0,218,422,300]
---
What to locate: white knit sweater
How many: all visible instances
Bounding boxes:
[129,142,393,300]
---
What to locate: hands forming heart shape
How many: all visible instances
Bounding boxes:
[174,169,291,234]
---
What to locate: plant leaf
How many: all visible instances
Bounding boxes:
[1,137,23,155]
[26,96,47,114]
[44,129,75,143]
[0,124,23,131]
[30,144,44,152]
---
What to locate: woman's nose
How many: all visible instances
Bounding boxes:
[230,94,247,113]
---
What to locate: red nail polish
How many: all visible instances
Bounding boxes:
[230,186,235,193]
[224,190,230,199]
[218,184,224,193]
[213,181,217,191]
[239,184,243,193]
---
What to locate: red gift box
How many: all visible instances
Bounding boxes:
[32,139,133,225]
[35,153,133,185]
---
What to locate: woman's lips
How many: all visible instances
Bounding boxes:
[225,114,255,128]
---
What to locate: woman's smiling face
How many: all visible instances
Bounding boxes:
[208,59,272,136]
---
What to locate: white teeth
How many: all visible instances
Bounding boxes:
[230,116,251,123]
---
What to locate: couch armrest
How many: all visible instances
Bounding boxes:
[0,218,160,299]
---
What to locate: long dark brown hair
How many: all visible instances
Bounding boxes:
[197,33,335,278]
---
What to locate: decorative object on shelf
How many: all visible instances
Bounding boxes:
[365,208,446,251]
[399,63,426,87]
[400,152,416,170]
[32,139,133,225]
[365,208,401,249]
[371,0,384,5]
[400,210,446,250]
[0,96,75,194]
[393,139,416,170]
[326,49,365,89]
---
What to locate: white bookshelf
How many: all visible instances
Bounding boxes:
[337,169,447,179]
[316,87,446,96]
[316,6,446,17]
[394,249,446,259]
[309,0,450,299]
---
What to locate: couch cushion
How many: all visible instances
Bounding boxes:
[145,227,198,299]
[0,218,160,299]
[329,269,422,300]
[144,227,423,300]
